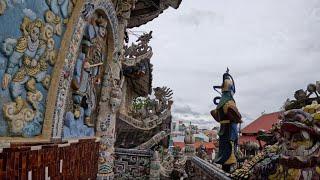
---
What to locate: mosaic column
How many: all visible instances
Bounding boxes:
[96,30,123,179]
[96,1,133,179]
[96,79,122,179]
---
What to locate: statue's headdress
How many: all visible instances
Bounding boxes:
[221,68,236,94]
[213,68,236,105]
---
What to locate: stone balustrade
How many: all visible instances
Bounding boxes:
[188,156,231,180]
[118,110,171,130]
[135,130,169,150]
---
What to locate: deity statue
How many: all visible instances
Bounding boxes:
[71,14,107,127]
[210,69,242,172]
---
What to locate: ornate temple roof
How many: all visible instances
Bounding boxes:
[128,0,182,28]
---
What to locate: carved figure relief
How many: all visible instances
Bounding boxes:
[1,15,57,137]
[63,11,108,138]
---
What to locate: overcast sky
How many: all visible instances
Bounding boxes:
[132,0,320,129]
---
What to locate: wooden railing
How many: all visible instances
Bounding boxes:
[0,138,99,179]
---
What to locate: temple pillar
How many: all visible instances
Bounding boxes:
[96,1,135,179]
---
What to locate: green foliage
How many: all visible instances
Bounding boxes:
[132,97,147,111]
[132,97,154,111]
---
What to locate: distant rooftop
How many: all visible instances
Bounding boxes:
[241,111,282,134]
[172,136,185,142]
[173,141,216,150]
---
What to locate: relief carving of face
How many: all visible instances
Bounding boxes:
[96,15,107,38]
[30,27,40,42]
[98,26,106,38]
[283,130,314,152]
[280,110,320,160]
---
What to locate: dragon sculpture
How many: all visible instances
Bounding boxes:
[130,86,173,119]
[122,31,153,67]
[231,82,320,179]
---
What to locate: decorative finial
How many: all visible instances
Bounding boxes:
[226,67,229,74]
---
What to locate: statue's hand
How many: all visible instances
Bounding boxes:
[84,62,90,70]
[31,59,38,67]
[95,77,101,85]
[2,74,11,89]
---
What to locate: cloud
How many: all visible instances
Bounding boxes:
[177,9,223,27]
[173,104,200,116]
[171,102,218,129]
[133,0,320,128]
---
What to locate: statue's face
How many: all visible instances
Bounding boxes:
[283,131,313,151]
[99,26,106,38]
[30,27,40,42]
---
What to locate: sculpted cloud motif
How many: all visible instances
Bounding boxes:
[23,8,36,20]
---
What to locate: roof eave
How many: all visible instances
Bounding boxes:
[167,0,182,9]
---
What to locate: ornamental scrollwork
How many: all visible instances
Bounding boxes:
[114,148,152,179]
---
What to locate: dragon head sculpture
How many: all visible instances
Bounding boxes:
[279,107,320,171]
[232,107,320,179]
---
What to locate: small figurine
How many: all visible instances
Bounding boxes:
[210,68,242,172]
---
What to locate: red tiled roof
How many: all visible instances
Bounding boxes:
[173,142,185,149]
[239,135,265,146]
[241,112,282,134]
[194,142,215,149]
[173,142,216,150]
